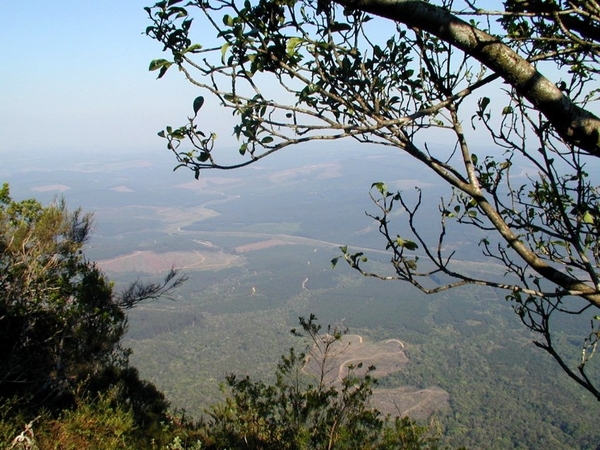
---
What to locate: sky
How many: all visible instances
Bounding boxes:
[0,0,425,188]
[0,2,557,168]
[0,1,215,157]
[0,1,410,166]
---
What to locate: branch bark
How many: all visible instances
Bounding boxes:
[335,0,600,155]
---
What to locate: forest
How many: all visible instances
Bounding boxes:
[3,0,600,448]
[2,139,599,448]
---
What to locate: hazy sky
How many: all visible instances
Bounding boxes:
[0,1,210,157]
[0,1,415,179]
[0,1,401,165]
[0,2,547,166]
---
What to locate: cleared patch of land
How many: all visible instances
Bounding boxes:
[235,239,292,253]
[266,163,343,182]
[98,250,242,273]
[304,334,449,419]
[31,184,71,192]
[155,206,221,232]
[110,185,135,192]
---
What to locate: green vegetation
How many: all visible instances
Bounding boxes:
[199,315,443,449]
[126,259,600,448]
[0,185,440,449]
[0,184,176,448]
[5,148,600,447]
[7,146,596,447]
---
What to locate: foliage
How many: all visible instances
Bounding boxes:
[200,315,442,449]
[2,390,206,450]
[14,153,596,446]
[41,392,136,450]
[145,0,600,398]
[0,312,445,449]
[0,183,191,450]
[0,182,113,403]
[127,261,600,448]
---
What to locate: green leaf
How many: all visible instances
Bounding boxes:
[221,42,230,63]
[582,211,595,224]
[329,22,352,32]
[286,37,303,56]
[222,14,233,26]
[479,96,490,112]
[261,136,274,144]
[223,93,237,103]
[193,96,205,116]
[403,240,418,251]
[174,8,188,19]
[157,66,169,79]
[183,43,202,54]
[396,237,418,251]
[371,182,387,195]
[148,59,171,71]
[171,128,185,139]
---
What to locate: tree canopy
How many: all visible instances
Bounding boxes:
[0,183,184,408]
[145,0,600,399]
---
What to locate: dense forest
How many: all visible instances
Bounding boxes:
[3,142,600,448]
[4,0,600,447]
[0,183,443,448]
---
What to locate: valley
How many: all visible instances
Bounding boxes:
[3,145,600,449]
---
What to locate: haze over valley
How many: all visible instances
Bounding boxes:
[3,145,599,448]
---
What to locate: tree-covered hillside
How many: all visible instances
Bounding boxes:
[0,184,442,449]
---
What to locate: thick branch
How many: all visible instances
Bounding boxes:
[475,195,600,308]
[418,150,600,307]
[336,0,600,155]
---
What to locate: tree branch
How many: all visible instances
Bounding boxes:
[336,0,600,155]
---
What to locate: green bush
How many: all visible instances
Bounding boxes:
[199,316,442,450]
